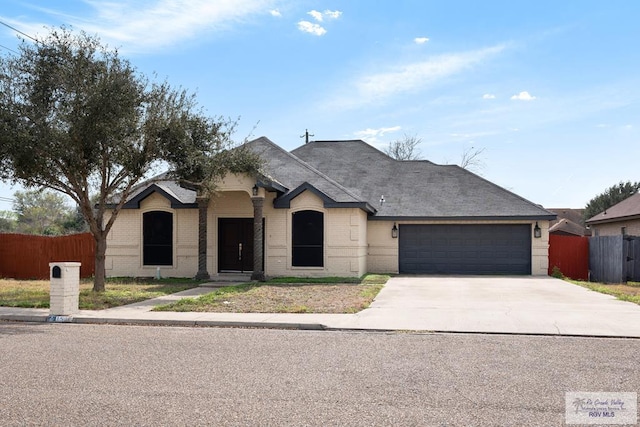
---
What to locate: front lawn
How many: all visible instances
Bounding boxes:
[154,274,390,314]
[0,277,201,309]
[569,280,640,305]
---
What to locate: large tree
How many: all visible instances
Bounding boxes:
[13,189,79,235]
[584,181,640,221]
[0,28,261,291]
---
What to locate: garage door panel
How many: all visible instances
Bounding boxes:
[399,224,531,275]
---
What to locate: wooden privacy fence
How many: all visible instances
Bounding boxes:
[589,235,640,284]
[0,233,94,279]
[548,234,589,281]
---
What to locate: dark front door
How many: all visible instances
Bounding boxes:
[218,218,255,272]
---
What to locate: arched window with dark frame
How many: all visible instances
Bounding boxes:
[292,210,324,267]
[143,211,173,266]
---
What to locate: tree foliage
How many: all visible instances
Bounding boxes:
[384,134,422,160]
[0,28,262,291]
[12,189,85,235]
[584,181,640,220]
[0,211,17,232]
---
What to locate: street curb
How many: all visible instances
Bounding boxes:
[0,314,326,330]
[0,314,49,323]
[3,315,640,338]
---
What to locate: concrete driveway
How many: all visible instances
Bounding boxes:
[351,276,640,337]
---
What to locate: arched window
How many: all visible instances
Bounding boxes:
[292,210,323,267]
[143,211,173,266]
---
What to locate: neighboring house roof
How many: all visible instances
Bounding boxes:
[549,218,591,236]
[547,208,590,236]
[291,139,554,220]
[548,208,585,226]
[585,192,640,225]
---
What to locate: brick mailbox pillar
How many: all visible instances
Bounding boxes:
[49,262,81,316]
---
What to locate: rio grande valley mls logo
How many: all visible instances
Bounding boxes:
[566,392,637,425]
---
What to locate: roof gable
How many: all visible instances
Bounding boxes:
[273,182,375,212]
[246,137,368,208]
[122,183,197,209]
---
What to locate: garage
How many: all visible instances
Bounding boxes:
[399,224,532,275]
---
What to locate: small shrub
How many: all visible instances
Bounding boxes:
[551,266,564,279]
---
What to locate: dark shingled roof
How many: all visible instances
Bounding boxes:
[291,139,554,220]
[549,219,591,236]
[108,173,197,209]
[247,137,375,212]
[586,192,640,224]
[547,208,590,236]
[111,137,555,219]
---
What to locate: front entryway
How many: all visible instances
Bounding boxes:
[218,218,255,273]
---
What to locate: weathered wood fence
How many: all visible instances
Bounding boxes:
[589,235,640,283]
[0,233,94,279]
[548,234,589,280]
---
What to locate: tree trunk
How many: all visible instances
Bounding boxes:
[94,234,107,292]
[195,197,210,280]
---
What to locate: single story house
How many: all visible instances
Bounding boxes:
[586,192,640,236]
[105,137,555,279]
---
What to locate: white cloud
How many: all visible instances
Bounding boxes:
[482,93,496,99]
[510,91,536,101]
[414,37,429,44]
[354,126,402,144]
[333,44,505,108]
[323,10,342,19]
[12,0,277,53]
[297,20,326,36]
[307,10,324,22]
[270,9,281,17]
[306,9,341,23]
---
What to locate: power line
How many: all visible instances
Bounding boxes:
[0,19,38,42]
[0,44,17,54]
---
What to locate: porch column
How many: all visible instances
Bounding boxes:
[195,196,210,280]
[251,196,265,281]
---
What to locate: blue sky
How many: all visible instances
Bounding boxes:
[1,0,639,211]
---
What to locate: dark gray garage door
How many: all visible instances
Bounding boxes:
[399,224,531,275]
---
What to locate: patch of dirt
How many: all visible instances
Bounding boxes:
[605,284,640,296]
[176,284,382,314]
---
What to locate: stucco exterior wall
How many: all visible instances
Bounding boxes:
[104,171,550,278]
[590,219,640,237]
[105,192,198,278]
[272,190,367,278]
[367,219,550,276]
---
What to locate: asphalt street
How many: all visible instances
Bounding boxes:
[1,323,638,426]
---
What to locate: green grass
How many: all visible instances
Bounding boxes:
[568,279,640,305]
[0,277,202,309]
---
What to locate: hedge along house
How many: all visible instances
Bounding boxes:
[104,137,555,279]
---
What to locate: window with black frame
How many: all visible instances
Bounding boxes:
[143,211,173,266]
[292,210,323,267]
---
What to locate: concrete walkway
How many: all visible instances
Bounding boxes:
[2,276,640,337]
